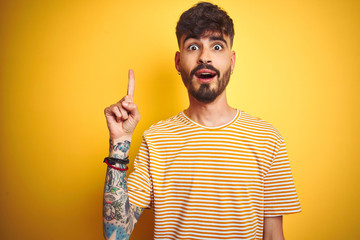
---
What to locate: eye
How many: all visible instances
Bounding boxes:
[213,44,223,51]
[188,44,199,51]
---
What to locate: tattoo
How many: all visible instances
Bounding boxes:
[110,139,130,154]
[111,153,123,159]
[104,167,128,221]
[133,205,143,221]
[103,222,129,240]
[109,139,113,153]
[113,140,130,152]
[103,141,144,239]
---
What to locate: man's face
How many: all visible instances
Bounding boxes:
[175,32,235,103]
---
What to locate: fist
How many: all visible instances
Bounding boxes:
[104,69,140,140]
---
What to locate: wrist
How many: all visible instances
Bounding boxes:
[109,133,132,142]
[109,137,131,159]
[104,159,128,170]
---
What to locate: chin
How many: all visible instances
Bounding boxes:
[190,84,221,103]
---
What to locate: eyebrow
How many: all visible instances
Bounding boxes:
[209,36,228,46]
[183,35,198,44]
[183,35,228,46]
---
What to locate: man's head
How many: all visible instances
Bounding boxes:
[176,2,235,48]
[175,2,235,104]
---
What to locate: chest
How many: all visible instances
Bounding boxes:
[148,132,274,192]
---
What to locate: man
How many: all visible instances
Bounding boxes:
[103,2,301,240]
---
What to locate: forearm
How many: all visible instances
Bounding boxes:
[263,216,285,240]
[103,138,143,240]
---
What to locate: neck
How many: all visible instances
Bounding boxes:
[185,90,237,127]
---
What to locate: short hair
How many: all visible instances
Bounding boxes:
[176,2,235,47]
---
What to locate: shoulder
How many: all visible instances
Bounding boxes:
[237,111,284,142]
[143,112,185,137]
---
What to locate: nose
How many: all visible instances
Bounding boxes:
[198,48,212,65]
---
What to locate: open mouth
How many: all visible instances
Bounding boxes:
[195,70,217,80]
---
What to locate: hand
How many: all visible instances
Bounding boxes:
[104,69,140,140]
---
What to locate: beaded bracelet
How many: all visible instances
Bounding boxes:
[104,158,128,171]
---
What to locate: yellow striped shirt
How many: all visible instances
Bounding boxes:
[128,110,301,239]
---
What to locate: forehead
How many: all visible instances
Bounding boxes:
[181,31,230,46]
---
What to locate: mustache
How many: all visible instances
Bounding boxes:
[190,64,220,78]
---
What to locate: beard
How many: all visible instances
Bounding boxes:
[180,64,231,103]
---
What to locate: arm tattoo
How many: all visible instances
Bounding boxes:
[109,139,131,156]
[103,140,144,240]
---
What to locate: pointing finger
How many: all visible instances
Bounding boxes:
[127,69,135,98]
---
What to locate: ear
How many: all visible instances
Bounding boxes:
[231,50,236,73]
[175,51,181,73]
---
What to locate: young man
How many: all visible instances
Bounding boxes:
[103,2,301,240]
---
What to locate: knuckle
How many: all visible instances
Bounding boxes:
[111,106,117,112]
[119,106,126,113]
[122,111,128,117]
[104,106,112,114]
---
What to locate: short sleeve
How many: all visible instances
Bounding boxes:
[127,137,152,209]
[264,139,302,217]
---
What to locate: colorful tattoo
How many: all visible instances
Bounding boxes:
[133,205,143,221]
[103,141,144,239]
[110,139,130,153]
[113,140,130,152]
[103,222,129,240]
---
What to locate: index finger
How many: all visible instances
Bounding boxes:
[127,69,135,98]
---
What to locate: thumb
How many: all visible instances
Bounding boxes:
[122,101,140,119]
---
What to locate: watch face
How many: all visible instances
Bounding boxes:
[103,203,115,221]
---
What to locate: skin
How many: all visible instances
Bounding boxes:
[263,216,285,240]
[175,32,238,127]
[103,34,285,239]
[103,70,143,240]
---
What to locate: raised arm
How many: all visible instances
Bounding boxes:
[103,69,144,240]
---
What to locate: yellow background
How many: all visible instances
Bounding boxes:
[1,0,359,239]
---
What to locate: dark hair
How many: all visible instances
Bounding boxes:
[176,2,234,47]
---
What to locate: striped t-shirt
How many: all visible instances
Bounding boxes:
[127,110,301,239]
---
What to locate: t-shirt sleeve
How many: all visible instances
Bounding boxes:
[264,138,302,217]
[127,137,152,209]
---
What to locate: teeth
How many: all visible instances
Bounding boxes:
[196,71,215,79]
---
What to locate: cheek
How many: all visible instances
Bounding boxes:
[217,58,232,71]
[180,54,198,69]
[181,62,194,73]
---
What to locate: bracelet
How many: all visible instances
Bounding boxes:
[104,159,128,171]
[104,157,129,165]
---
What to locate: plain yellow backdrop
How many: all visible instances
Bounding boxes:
[1,0,359,239]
